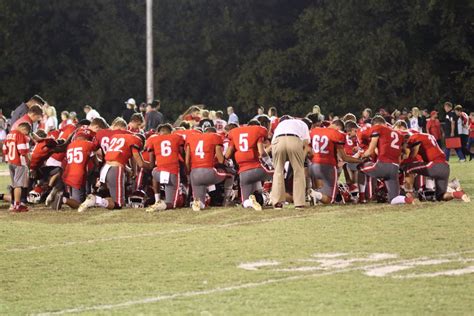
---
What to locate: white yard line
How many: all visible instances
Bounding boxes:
[6,213,319,252]
[34,252,472,315]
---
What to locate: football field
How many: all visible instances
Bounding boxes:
[0,162,473,315]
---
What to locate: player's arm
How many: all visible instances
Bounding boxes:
[336,145,362,163]
[215,144,225,164]
[132,151,152,169]
[409,143,421,159]
[362,136,378,158]
[185,144,191,173]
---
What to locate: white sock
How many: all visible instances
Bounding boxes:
[426,179,435,190]
[312,191,323,201]
[390,195,406,205]
[154,193,160,201]
[243,199,253,208]
[62,197,67,203]
[95,196,109,208]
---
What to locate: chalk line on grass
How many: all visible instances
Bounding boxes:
[6,213,318,252]
[34,253,469,315]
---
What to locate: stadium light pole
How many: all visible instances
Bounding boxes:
[146,0,154,103]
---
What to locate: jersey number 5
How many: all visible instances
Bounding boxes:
[67,148,83,164]
[239,133,249,152]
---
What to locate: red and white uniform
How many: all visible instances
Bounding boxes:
[369,125,403,164]
[63,140,98,189]
[310,127,346,166]
[30,138,57,171]
[46,124,77,167]
[3,131,30,166]
[146,134,185,175]
[94,129,132,154]
[227,125,268,173]
[186,132,223,169]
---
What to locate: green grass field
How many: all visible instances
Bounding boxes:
[0,162,473,315]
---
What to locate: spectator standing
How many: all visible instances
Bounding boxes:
[213,111,227,133]
[12,104,43,131]
[69,111,78,124]
[467,112,474,161]
[145,100,164,131]
[409,107,422,132]
[227,106,239,125]
[443,102,465,161]
[59,111,72,129]
[312,105,325,121]
[11,95,46,126]
[358,108,371,125]
[83,105,100,121]
[420,109,429,132]
[426,111,443,147]
[44,106,58,133]
[198,110,214,130]
[122,98,137,123]
[270,116,310,209]
[454,105,470,158]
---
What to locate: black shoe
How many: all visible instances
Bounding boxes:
[52,191,63,211]
[273,202,283,209]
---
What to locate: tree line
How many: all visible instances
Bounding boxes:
[0,0,472,121]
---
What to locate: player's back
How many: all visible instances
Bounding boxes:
[410,133,445,163]
[186,132,222,169]
[95,129,131,153]
[310,127,345,165]
[104,134,142,165]
[371,125,402,163]
[229,125,267,170]
[63,139,97,189]
[146,133,184,174]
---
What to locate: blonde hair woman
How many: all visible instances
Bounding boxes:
[312,105,325,121]
[409,107,421,132]
[45,106,58,133]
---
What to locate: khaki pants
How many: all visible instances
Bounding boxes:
[270,136,306,206]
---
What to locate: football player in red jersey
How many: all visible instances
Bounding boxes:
[359,116,415,205]
[29,129,58,175]
[79,129,151,211]
[127,113,145,134]
[3,122,31,212]
[393,123,470,202]
[145,124,185,212]
[226,120,271,210]
[94,118,132,155]
[51,129,99,210]
[308,119,362,204]
[186,128,234,211]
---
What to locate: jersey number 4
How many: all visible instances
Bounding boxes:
[195,140,205,159]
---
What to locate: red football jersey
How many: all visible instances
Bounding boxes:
[3,130,30,166]
[94,129,132,153]
[343,134,358,156]
[370,125,403,164]
[30,138,57,170]
[49,124,77,162]
[186,132,223,168]
[104,134,143,165]
[227,125,268,173]
[62,140,98,189]
[173,129,201,141]
[145,133,185,174]
[310,127,346,166]
[356,123,372,151]
[12,114,33,130]
[407,133,445,163]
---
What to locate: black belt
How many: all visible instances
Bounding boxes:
[276,133,299,138]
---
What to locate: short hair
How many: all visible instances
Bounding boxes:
[258,105,264,110]
[83,105,92,111]
[331,119,345,131]
[342,113,357,122]
[247,119,261,126]
[454,104,463,111]
[306,113,320,125]
[301,118,312,130]
[371,115,386,125]
[279,115,292,122]
[111,117,127,129]
[205,126,217,133]
[69,111,77,118]
[61,111,69,118]
[28,104,43,116]
[215,111,224,119]
[157,123,173,133]
[201,110,210,118]
[90,117,109,129]
[256,115,270,128]
[393,120,408,129]
[180,121,191,130]
[130,113,144,123]
[36,129,47,138]
[444,102,453,108]
[344,121,358,132]
[150,100,160,108]
[18,122,32,132]
[225,123,238,132]
[268,107,278,117]
[363,108,372,116]
[30,95,45,105]
[78,119,91,126]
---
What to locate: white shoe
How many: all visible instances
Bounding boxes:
[78,194,96,213]
[309,189,321,205]
[448,178,462,191]
[461,193,471,203]
[45,187,58,206]
[249,195,262,211]
[192,200,202,212]
[146,200,167,212]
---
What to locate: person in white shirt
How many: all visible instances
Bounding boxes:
[227,106,239,125]
[409,107,422,132]
[44,106,58,133]
[270,116,311,209]
[454,104,470,158]
[213,110,227,133]
[83,105,100,121]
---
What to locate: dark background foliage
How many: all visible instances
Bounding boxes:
[0,0,472,121]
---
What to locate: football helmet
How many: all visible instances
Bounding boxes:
[128,190,147,208]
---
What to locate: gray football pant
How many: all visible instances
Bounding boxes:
[190,168,234,204]
[105,166,125,207]
[152,170,180,208]
[309,163,339,203]
[360,161,400,202]
[406,162,449,200]
[239,167,272,202]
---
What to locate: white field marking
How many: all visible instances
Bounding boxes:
[275,266,325,272]
[394,266,474,279]
[310,253,347,258]
[238,260,280,271]
[297,253,399,270]
[34,253,468,316]
[364,259,452,277]
[5,213,321,252]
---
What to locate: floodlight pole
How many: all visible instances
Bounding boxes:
[146,0,154,103]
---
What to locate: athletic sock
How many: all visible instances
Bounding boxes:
[425,179,435,190]
[453,191,465,199]
[242,199,253,208]
[95,196,109,208]
[154,193,160,201]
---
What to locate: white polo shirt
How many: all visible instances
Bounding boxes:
[272,119,310,142]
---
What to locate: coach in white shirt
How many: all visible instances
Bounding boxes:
[83,105,101,121]
[270,116,310,209]
[227,106,239,125]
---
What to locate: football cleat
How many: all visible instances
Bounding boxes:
[192,200,202,212]
[78,194,96,213]
[52,191,64,211]
[12,205,29,212]
[145,200,167,212]
[45,187,59,206]
[249,195,262,211]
